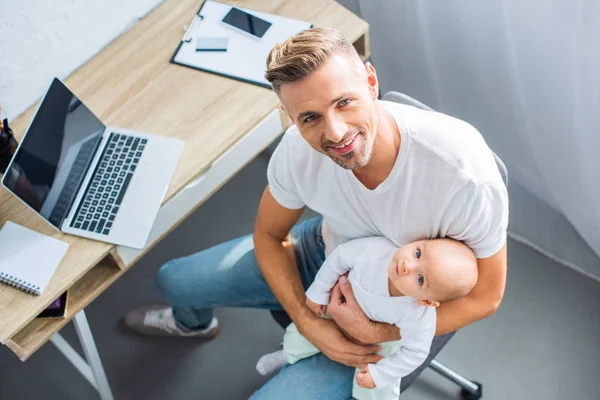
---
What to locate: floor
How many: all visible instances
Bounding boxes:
[1,147,599,400]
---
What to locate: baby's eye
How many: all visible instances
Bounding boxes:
[416,249,421,259]
[418,274,424,286]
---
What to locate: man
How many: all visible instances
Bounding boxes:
[125,28,508,398]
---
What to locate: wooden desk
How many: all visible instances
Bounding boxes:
[0,0,369,398]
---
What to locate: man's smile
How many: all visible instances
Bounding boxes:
[328,133,359,155]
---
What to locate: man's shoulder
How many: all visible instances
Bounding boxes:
[384,101,500,186]
[382,100,486,157]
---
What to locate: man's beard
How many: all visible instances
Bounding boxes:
[325,132,374,170]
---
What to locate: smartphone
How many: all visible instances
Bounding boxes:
[37,291,68,318]
[221,7,272,40]
[195,37,229,52]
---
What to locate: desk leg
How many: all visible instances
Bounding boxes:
[50,310,114,399]
[73,310,114,400]
[50,333,98,390]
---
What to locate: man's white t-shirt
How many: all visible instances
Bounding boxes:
[267,101,509,259]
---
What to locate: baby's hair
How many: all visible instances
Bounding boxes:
[431,238,478,302]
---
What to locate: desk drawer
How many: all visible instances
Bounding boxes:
[116,109,284,265]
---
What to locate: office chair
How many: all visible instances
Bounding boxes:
[270,91,508,399]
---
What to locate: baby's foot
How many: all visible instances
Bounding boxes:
[256,350,288,375]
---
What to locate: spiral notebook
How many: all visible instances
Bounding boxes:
[0,221,69,296]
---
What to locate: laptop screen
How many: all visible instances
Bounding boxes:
[3,78,105,228]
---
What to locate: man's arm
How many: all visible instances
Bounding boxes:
[254,186,382,368]
[433,180,509,336]
[435,242,507,335]
[254,186,307,322]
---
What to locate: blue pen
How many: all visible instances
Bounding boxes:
[2,119,8,132]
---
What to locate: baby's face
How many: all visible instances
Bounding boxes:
[387,239,468,301]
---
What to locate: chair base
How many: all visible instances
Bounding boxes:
[461,382,483,400]
[428,359,482,400]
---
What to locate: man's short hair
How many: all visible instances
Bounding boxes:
[265,27,359,94]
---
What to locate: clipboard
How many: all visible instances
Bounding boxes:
[170,0,313,88]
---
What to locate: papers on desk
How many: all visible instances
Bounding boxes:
[0,221,69,296]
[171,0,312,88]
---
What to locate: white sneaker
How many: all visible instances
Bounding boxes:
[124,305,220,338]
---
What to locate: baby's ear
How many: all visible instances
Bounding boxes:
[418,299,440,308]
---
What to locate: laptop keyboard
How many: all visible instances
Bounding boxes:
[49,137,98,227]
[69,133,147,235]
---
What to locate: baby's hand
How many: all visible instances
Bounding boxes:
[305,297,328,316]
[356,368,376,389]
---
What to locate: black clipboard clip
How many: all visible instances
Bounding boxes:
[182,13,205,43]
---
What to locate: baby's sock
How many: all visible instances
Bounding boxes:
[256,350,288,375]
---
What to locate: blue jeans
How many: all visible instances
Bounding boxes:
[155,217,354,399]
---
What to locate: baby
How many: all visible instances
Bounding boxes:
[257,236,478,400]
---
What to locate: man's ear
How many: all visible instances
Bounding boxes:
[279,105,293,122]
[418,299,440,308]
[365,62,379,100]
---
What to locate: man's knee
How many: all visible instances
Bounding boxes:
[156,259,180,304]
[155,257,204,306]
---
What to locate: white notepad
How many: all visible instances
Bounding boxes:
[0,221,69,296]
[171,0,312,88]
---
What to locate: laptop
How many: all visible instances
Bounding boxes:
[2,78,185,249]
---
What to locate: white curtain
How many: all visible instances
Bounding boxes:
[359,0,600,278]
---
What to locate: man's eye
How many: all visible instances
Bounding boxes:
[418,274,424,286]
[304,115,318,123]
[339,99,351,107]
[416,249,421,259]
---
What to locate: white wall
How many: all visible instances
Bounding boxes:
[0,0,164,120]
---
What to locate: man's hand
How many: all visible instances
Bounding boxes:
[306,297,327,317]
[328,275,399,344]
[299,314,383,369]
[356,368,376,389]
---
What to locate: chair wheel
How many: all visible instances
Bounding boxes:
[461,381,482,400]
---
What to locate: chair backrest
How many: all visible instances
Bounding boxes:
[382,91,508,187]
